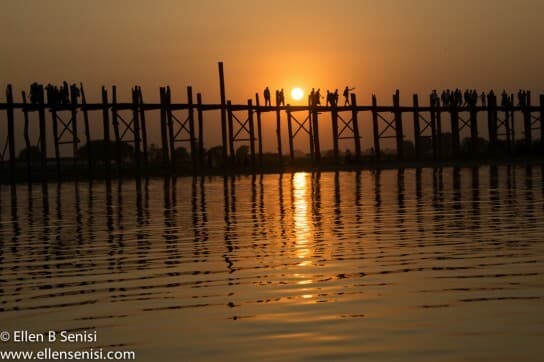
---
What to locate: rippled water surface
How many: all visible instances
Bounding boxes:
[1,166,543,361]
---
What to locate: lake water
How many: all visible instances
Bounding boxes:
[1,166,543,361]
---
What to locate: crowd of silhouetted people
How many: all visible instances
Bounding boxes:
[29,82,81,106]
[430,88,533,108]
[263,86,355,107]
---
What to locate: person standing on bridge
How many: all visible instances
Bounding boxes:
[343,86,355,105]
[264,87,271,106]
[279,88,285,106]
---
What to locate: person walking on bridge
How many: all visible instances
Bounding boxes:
[264,87,271,106]
[343,86,355,105]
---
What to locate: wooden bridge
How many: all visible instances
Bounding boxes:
[1,62,543,183]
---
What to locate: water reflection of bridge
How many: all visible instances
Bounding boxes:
[1,166,542,313]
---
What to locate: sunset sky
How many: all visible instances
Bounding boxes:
[1,0,543,151]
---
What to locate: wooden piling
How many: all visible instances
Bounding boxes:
[131,87,142,172]
[218,62,228,164]
[371,95,380,160]
[275,95,283,164]
[450,101,460,157]
[523,91,532,146]
[393,91,403,160]
[51,102,61,177]
[197,93,204,168]
[504,101,511,151]
[70,88,79,164]
[137,87,149,167]
[101,87,111,175]
[487,92,498,153]
[166,86,176,167]
[286,106,294,162]
[6,85,16,183]
[312,107,321,162]
[412,94,421,160]
[255,93,263,165]
[429,94,438,161]
[350,94,361,162]
[331,102,339,162]
[159,87,170,165]
[469,101,478,154]
[111,86,122,167]
[37,85,47,181]
[187,86,197,170]
[436,103,443,159]
[227,100,235,160]
[248,99,256,167]
[22,91,32,181]
[80,84,92,172]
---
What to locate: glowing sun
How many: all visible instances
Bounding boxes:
[291,87,304,101]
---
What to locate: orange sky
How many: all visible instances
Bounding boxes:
[1,0,543,152]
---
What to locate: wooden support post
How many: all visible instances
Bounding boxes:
[255,93,263,165]
[51,103,61,178]
[218,62,228,164]
[350,93,361,162]
[159,87,170,165]
[286,106,294,162]
[197,93,204,169]
[22,91,32,181]
[469,102,478,154]
[101,87,111,175]
[331,103,339,162]
[450,101,460,157]
[6,85,16,183]
[227,100,235,161]
[429,94,438,161]
[413,94,421,160]
[166,86,176,167]
[308,105,314,160]
[248,99,256,167]
[187,86,197,170]
[131,87,142,172]
[275,95,283,164]
[371,95,380,160]
[436,103,443,159]
[111,86,122,167]
[487,92,498,153]
[70,88,79,164]
[80,84,92,172]
[37,85,47,180]
[394,91,403,160]
[523,91,532,146]
[540,95,544,144]
[504,103,511,151]
[137,87,149,168]
[509,94,516,148]
[312,107,321,162]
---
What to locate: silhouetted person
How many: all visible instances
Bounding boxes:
[326,90,332,106]
[334,89,339,106]
[480,92,486,107]
[264,87,271,106]
[431,90,439,107]
[309,88,315,106]
[315,89,322,106]
[343,86,355,105]
[70,83,80,104]
[279,88,285,106]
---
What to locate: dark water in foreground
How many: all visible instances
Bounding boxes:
[1,167,543,361]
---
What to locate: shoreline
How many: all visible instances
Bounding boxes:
[2,156,544,185]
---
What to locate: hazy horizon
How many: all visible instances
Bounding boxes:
[1,0,543,105]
